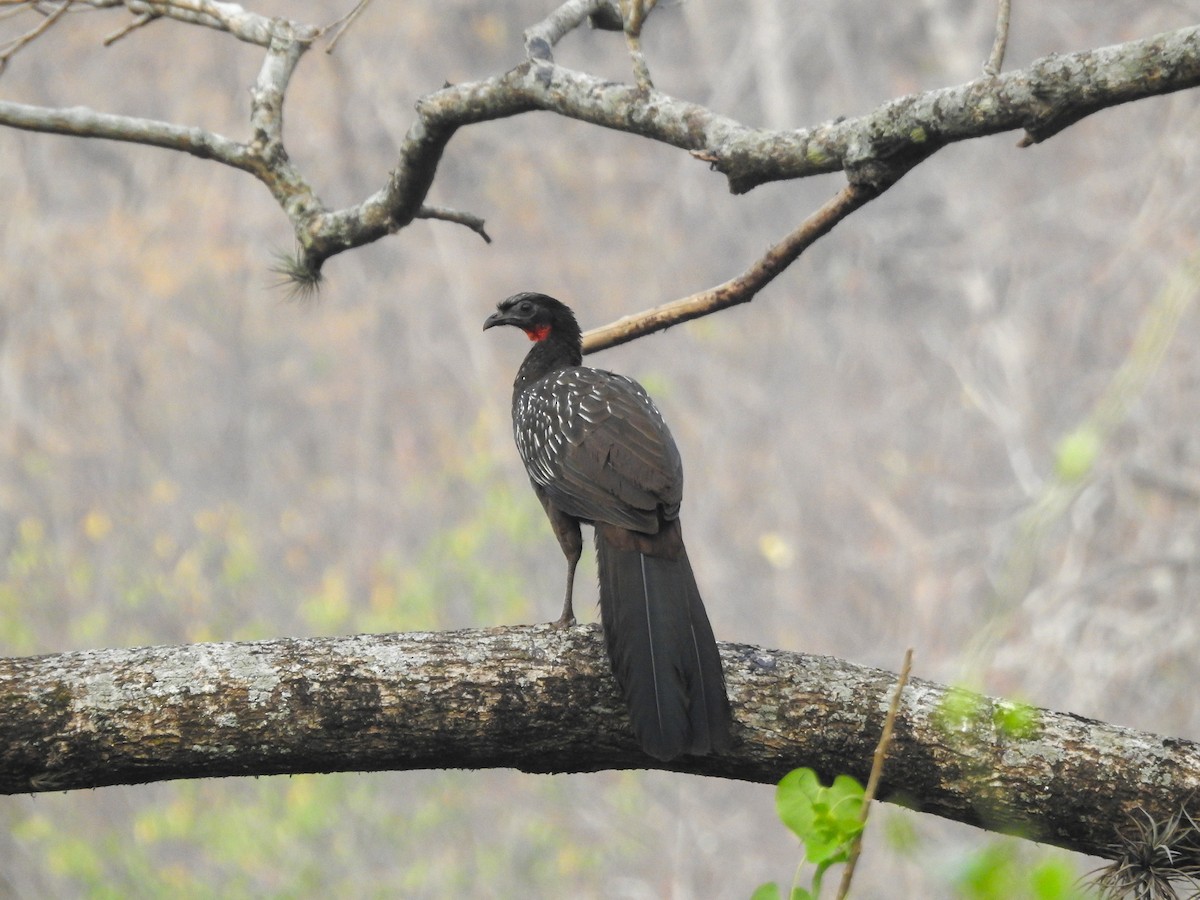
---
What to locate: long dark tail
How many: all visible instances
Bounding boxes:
[594,520,732,760]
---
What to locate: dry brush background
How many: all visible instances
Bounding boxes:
[1,0,1199,896]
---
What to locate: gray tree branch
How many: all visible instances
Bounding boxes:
[582,179,900,354]
[2,627,1198,866]
[1,1,1197,310]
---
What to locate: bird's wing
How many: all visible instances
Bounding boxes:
[517,367,683,533]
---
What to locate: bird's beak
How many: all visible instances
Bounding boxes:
[482,310,511,331]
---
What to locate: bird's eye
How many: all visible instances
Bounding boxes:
[518,301,533,314]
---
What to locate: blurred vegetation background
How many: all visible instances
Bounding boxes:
[1,1,1198,896]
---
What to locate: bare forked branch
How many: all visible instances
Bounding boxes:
[0,0,72,75]
[0,1,1198,330]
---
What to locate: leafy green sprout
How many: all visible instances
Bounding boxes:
[753,768,866,900]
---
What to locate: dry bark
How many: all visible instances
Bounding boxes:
[2,626,1197,863]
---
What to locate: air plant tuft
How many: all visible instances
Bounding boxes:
[271,248,323,303]
[1092,806,1200,900]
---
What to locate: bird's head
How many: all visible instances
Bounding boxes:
[483,292,580,343]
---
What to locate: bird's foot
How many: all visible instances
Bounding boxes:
[549,613,577,629]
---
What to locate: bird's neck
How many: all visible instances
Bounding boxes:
[513,329,583,397]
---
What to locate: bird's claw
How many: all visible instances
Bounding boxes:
[550,614,577,629]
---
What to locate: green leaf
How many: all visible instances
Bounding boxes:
[775,768,865,865]
[750,883,782,900]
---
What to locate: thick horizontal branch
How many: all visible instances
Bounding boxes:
[2,627,1197,864]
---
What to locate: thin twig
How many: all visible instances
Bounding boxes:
[835,648,914,900]
[415,204,491,243]
[0,0,71,75]
[0,2,37,23]
[984,0,1012,76]
[102,11,158,46]
[582,180,881,354]
[620,0,655,89]
[322,0,372,54]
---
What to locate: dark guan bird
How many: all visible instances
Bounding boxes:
[484,291,732,760]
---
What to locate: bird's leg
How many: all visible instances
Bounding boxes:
[541,498,582,628]
[555,550,579,628]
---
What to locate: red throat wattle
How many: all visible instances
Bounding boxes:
[524,324,551,342]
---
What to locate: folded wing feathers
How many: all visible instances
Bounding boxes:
[518,366,682,531]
